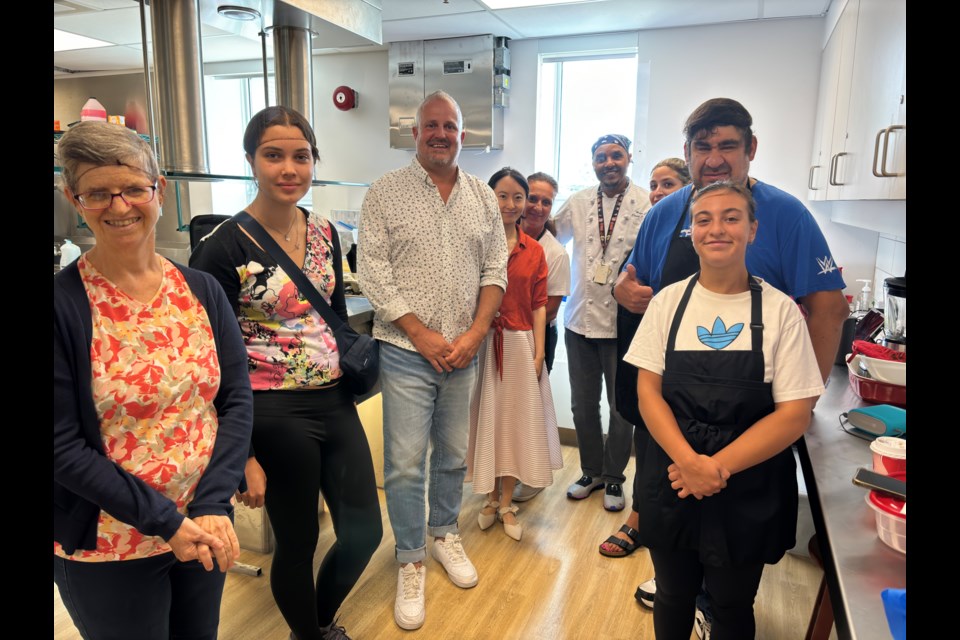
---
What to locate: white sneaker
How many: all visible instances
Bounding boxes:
[513,482,544,503]
[430,532,478,588]
[635,577,655,609]
[694,605,713,640]
[394,564,426,630]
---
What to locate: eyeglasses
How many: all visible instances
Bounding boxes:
[73,186,157,211]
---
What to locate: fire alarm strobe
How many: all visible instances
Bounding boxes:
[333,86,358,111]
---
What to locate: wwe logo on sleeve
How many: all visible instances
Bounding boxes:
[816,255,838,275]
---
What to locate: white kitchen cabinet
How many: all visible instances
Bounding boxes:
[808,2,857,200]
[810,0,906,201]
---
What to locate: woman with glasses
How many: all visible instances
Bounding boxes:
[54,122,253,639]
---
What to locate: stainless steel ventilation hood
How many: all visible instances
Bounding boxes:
[154,0,382,179]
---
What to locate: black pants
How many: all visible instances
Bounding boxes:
[631,426,649,513]
[545,322,558,373]
[254,385,382,640]
[649,547,765,640]
[53,551,226,640]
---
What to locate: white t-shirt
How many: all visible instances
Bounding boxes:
[624,275,824,404]
[535,229,571,328]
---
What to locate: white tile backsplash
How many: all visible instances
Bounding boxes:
[892,240,906,277]
[875,236,896,274]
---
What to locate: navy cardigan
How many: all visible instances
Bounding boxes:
[53,260,253,555]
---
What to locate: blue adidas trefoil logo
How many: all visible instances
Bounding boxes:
[816,255,838,275]
[697,316,744,350]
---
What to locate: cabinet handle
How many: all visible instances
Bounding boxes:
[829,152,848,186]
[871,128,885,177]
[879,125,905,177]
[808,165,820,190]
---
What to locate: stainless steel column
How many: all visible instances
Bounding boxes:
[149,0,208,174]
[273,26,314,125]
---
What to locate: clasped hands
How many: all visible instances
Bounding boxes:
[411,326,484,373]
[167,514,241,573]
[667,454,731,500]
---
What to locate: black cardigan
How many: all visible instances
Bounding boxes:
[53,260,253,555]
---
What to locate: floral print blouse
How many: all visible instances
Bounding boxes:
[54,256,221,562]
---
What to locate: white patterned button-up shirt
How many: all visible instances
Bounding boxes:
[358,158,509,352]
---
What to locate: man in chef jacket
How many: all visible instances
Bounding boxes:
[357,91,508,631]
[553,134,651,512]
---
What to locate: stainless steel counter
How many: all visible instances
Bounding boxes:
[797,366,906,640]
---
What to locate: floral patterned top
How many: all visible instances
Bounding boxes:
[54,256,221,562]
[189,209,343,390]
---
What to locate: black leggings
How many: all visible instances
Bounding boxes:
[649,547,765,640]
[253,386,382,640]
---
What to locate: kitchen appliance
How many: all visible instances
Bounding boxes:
[389,35,510,150]
[883,276,906,352]
[845,405,906,437]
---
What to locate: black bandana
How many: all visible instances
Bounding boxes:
[591,133,631,157]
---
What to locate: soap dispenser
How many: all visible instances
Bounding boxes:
[855,279,872,313]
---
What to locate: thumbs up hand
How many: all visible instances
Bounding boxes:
[613,264,654,314]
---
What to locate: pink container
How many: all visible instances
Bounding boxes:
[870,437,906,475]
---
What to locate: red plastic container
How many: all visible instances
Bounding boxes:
[846,355,906,408]
[865,471,906,554]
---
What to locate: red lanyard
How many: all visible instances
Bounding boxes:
[597,186,626,256]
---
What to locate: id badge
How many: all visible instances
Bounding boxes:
[593,263,612,284]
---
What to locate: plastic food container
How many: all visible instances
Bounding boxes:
[870,436,906,475]
[846,355,906,408]
[864,471,906,554]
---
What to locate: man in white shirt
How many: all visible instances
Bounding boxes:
[358,91,509,631]
[554,134,651,511]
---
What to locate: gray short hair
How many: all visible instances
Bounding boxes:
[414,90,463,131]
[58,121,160,193]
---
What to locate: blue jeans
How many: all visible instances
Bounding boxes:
[380,341,478,564]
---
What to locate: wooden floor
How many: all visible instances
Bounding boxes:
[55,445,831,640]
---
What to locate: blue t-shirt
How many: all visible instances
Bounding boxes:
[625,181,846,298]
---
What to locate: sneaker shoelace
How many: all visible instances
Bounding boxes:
[440,535,467,565]
[607,483,622,495]
[576,475,594,486]
[401,568,423,600]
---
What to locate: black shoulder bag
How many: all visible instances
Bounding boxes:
[236,210,380,396]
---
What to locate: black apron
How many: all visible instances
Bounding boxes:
[636,273,798,567]
[615,190,698,427]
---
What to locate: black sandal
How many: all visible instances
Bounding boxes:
[598,525,641,558]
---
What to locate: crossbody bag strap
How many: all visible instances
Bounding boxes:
[235,210,346,332]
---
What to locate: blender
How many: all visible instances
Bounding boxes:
[883,276,906,352]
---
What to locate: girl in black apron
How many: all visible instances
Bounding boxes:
[625,182,822,640]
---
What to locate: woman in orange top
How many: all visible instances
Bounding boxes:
[466,167,563,541]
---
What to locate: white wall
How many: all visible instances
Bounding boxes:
[307,17,878,290]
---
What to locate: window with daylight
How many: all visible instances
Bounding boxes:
[535,51,642,205]
[203,75,313,213]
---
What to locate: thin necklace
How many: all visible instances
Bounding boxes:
[256,211,301,250]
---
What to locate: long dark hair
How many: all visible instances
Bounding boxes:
[243,106,319,162]
[488,167,529,195]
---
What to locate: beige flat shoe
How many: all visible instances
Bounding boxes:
[478,500,499,530]
[498,504,522,541]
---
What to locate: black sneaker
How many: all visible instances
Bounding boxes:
[566,475,604,499]
[603,483,625,511]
